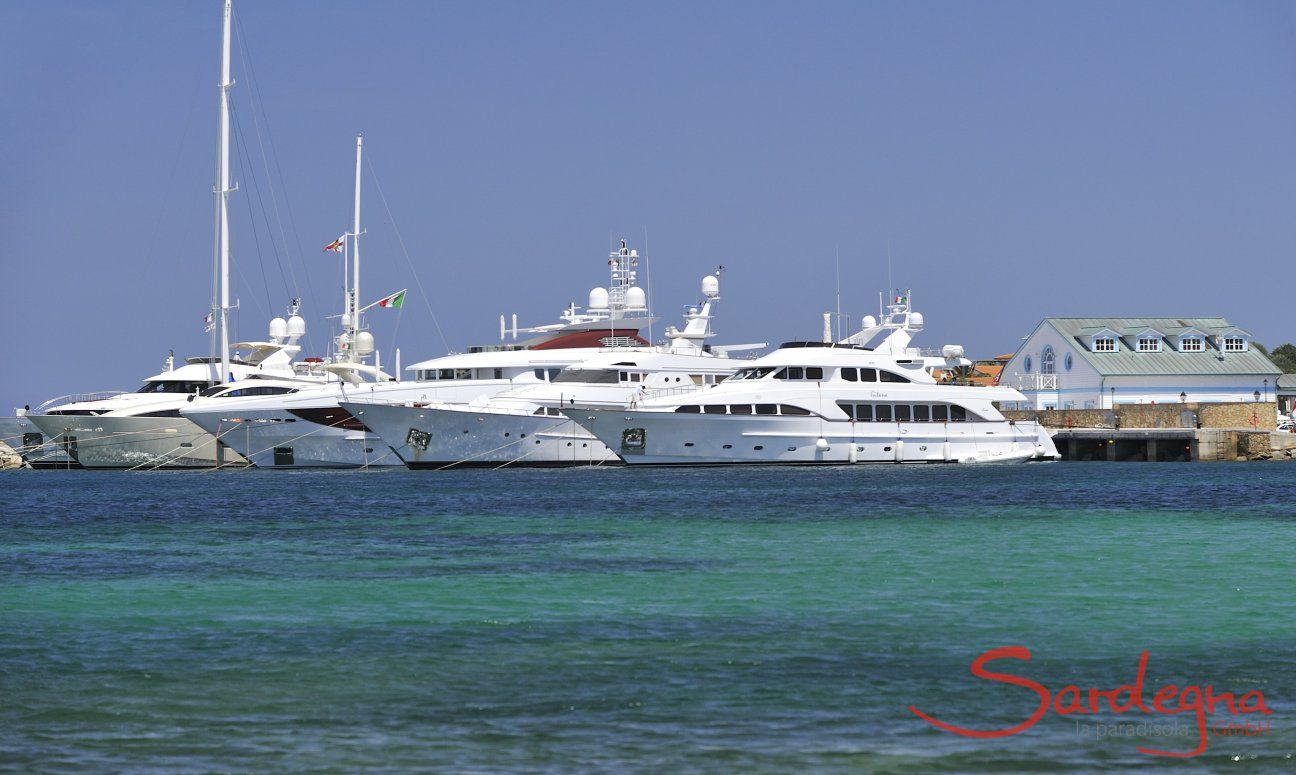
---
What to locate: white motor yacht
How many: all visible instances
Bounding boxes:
[343,272,764,468]
[182,240,660,467]
[565,294,1061,465]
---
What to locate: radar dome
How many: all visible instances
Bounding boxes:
[588,287,609,310]
[626,286,647,311]
[941,345,965,359]
[287,315,307,338]
[910,312,925,330]
[862,315,877,329]
[354,331,376,356]
[701,275,720,298]
[269,317,288,341]
[340,313,352,329]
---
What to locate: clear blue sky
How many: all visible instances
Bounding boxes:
[3,1,1294,411]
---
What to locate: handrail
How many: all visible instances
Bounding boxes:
[36,391,128,412]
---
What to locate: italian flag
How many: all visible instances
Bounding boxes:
[376,289,406,309]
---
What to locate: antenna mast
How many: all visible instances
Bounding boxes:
[351,133,363,357]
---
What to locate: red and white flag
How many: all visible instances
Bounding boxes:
[323,235,346,253]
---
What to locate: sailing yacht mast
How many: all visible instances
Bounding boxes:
[216,0,234,383]
[351,133,363,354]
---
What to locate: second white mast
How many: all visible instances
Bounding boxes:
[216,0,234,383]
[351,134,363,344]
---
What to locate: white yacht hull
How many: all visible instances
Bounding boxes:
[181,407,401,468]
[344,402,617,468]
[25,414,248,469]
[0,416,80,468]
[564,409,1060,465]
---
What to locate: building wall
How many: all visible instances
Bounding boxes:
[1003,401,1278,430]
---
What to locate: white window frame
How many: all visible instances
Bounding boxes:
[1223,337,1247,353]
[1179,337,1203,352]
[1093,337,1116,353]
[1138,337,1161,353]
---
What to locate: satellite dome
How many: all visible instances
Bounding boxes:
[910,312,925,330]
[588,287,609,310]
[701,275,720,298]
[269,317,288,341]
[862,315,877,329]
[626,286,647,311]
[287,315,307,338]
[354,331,376,356]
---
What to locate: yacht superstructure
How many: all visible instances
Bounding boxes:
[342,272,762,468]
[181,240,660,467]
[565,294,1060,465]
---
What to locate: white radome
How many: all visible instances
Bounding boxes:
[288,315,306,338]
[702,275,720,298]
[354,331,376,356]
[588,287,609,310]
[626,286,648,311]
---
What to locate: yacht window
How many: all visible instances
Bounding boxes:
[805,367,823,380]
[438,369,455,380]
[875,405,893,422]
[880,370,910,383]
[553,369,620,384]
[894,405,911,422]
[729,404,752,415]
[755,404,778,415]
[837,402,855,420]
[856,404,874,422]
[534,369,546,381]
[494,368,504,380]
[932,404,949,421]
[455,369,472,380]
[220,386,297,398]
[779,404,811,416]
[913,405,930,422]
[860,368,878,382]
[548,368,563,381]
[840,368,857,382]
[788,367,804,380]
[533,407,547,415]
[632,373,643,382]
[139,381,211,394]
[703,405,727,414]
[619,371,628,382]
[675,405,701,413]
[950,405,968,422]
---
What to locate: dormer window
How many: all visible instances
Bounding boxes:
[1093,337,1116,353]
[1138,336,1161,353]
[1223,337,1247,353]
[1179,337,1203,352]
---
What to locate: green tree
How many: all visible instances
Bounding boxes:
[1268,343,1296,374]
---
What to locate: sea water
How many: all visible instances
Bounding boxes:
[1,463,1293,772]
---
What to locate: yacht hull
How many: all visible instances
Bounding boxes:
[24,414,248,469]
[181,407,401,468]
[343,402,617,468]
[0,416,81,468]
[564,409,1060,466]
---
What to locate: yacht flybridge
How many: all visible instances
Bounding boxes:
[181,240,667,467]
[564,294,1061,465]
[341,271,764,468]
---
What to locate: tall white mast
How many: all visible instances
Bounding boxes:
[351,133,363,347]
[216,0,234,382]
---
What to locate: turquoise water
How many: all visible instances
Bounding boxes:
[1,463,1293,772]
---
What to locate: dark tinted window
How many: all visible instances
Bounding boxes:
[875,404,893,422]
[780,404,811,416]
[932,405,949,421]
[755,404,778,415]
[840,367,857,381]
[837,402,855,420]
[553,369,620,384]
[534,369,546,381]
[950,405,967,422]
[895,404,911,421]
[139,381,212,394]
[860,368,877,382]
[729,404,752,414]
[675,405,701,413]
[772,368,790,380]
[704,405,727,414]
[856,404,873,422]
[787,367,804,380]
[806,367,823,380]
[913,405,930,422]
[880,370,910,383]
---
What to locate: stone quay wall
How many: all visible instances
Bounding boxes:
[1004,401,1277,431]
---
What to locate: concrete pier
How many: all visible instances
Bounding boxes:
[1053,429,1296,462]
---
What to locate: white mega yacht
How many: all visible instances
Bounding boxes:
[342,273,763,468]
[25,1,328,469]
[565,294,1061,465]
[181,240,660,467]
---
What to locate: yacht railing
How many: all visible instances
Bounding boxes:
[36,391,127,412]
[639,384,708,401]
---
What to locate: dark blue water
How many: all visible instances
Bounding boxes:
[2,463,1293,772]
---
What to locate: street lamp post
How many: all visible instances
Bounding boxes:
[1110,386,1116,409]
[1254,390,1261,403]
[1264,378,1268,402]
[1180,391,1187,404]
